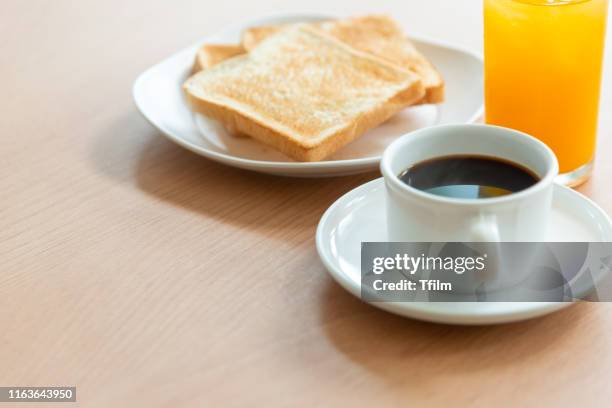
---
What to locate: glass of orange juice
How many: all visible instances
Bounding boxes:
[485,0,608,186]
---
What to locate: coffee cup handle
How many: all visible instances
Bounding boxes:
[468,214,500,243]
[468,214,501,286]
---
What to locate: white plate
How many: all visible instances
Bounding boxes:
[133,13,484,177]
[316,179,612,325]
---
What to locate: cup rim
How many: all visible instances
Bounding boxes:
[380,124,559,207]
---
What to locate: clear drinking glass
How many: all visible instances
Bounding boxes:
[484,0,609,186]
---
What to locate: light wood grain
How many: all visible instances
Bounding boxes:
[1,1,612,406]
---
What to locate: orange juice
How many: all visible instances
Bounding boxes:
[485,0,608,184]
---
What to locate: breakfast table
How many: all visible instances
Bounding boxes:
[2,0,612,406]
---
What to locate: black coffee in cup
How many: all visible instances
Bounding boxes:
[398,155,539,199]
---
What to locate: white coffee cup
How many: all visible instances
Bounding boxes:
[380,124,559,292]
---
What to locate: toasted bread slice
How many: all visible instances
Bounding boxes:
[184,25,424,162]
[241,15,444,104]
[192,44,245,73]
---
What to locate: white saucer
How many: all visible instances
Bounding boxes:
[133,13,483,177]
[316,179,612,325]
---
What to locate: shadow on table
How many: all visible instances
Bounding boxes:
[318,276,596,385]
[89,114,378,236]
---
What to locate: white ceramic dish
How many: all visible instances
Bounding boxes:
[133,13,484,177]
[316,179,612,325]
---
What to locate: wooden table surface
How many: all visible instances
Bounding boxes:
[2,1,612,406]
